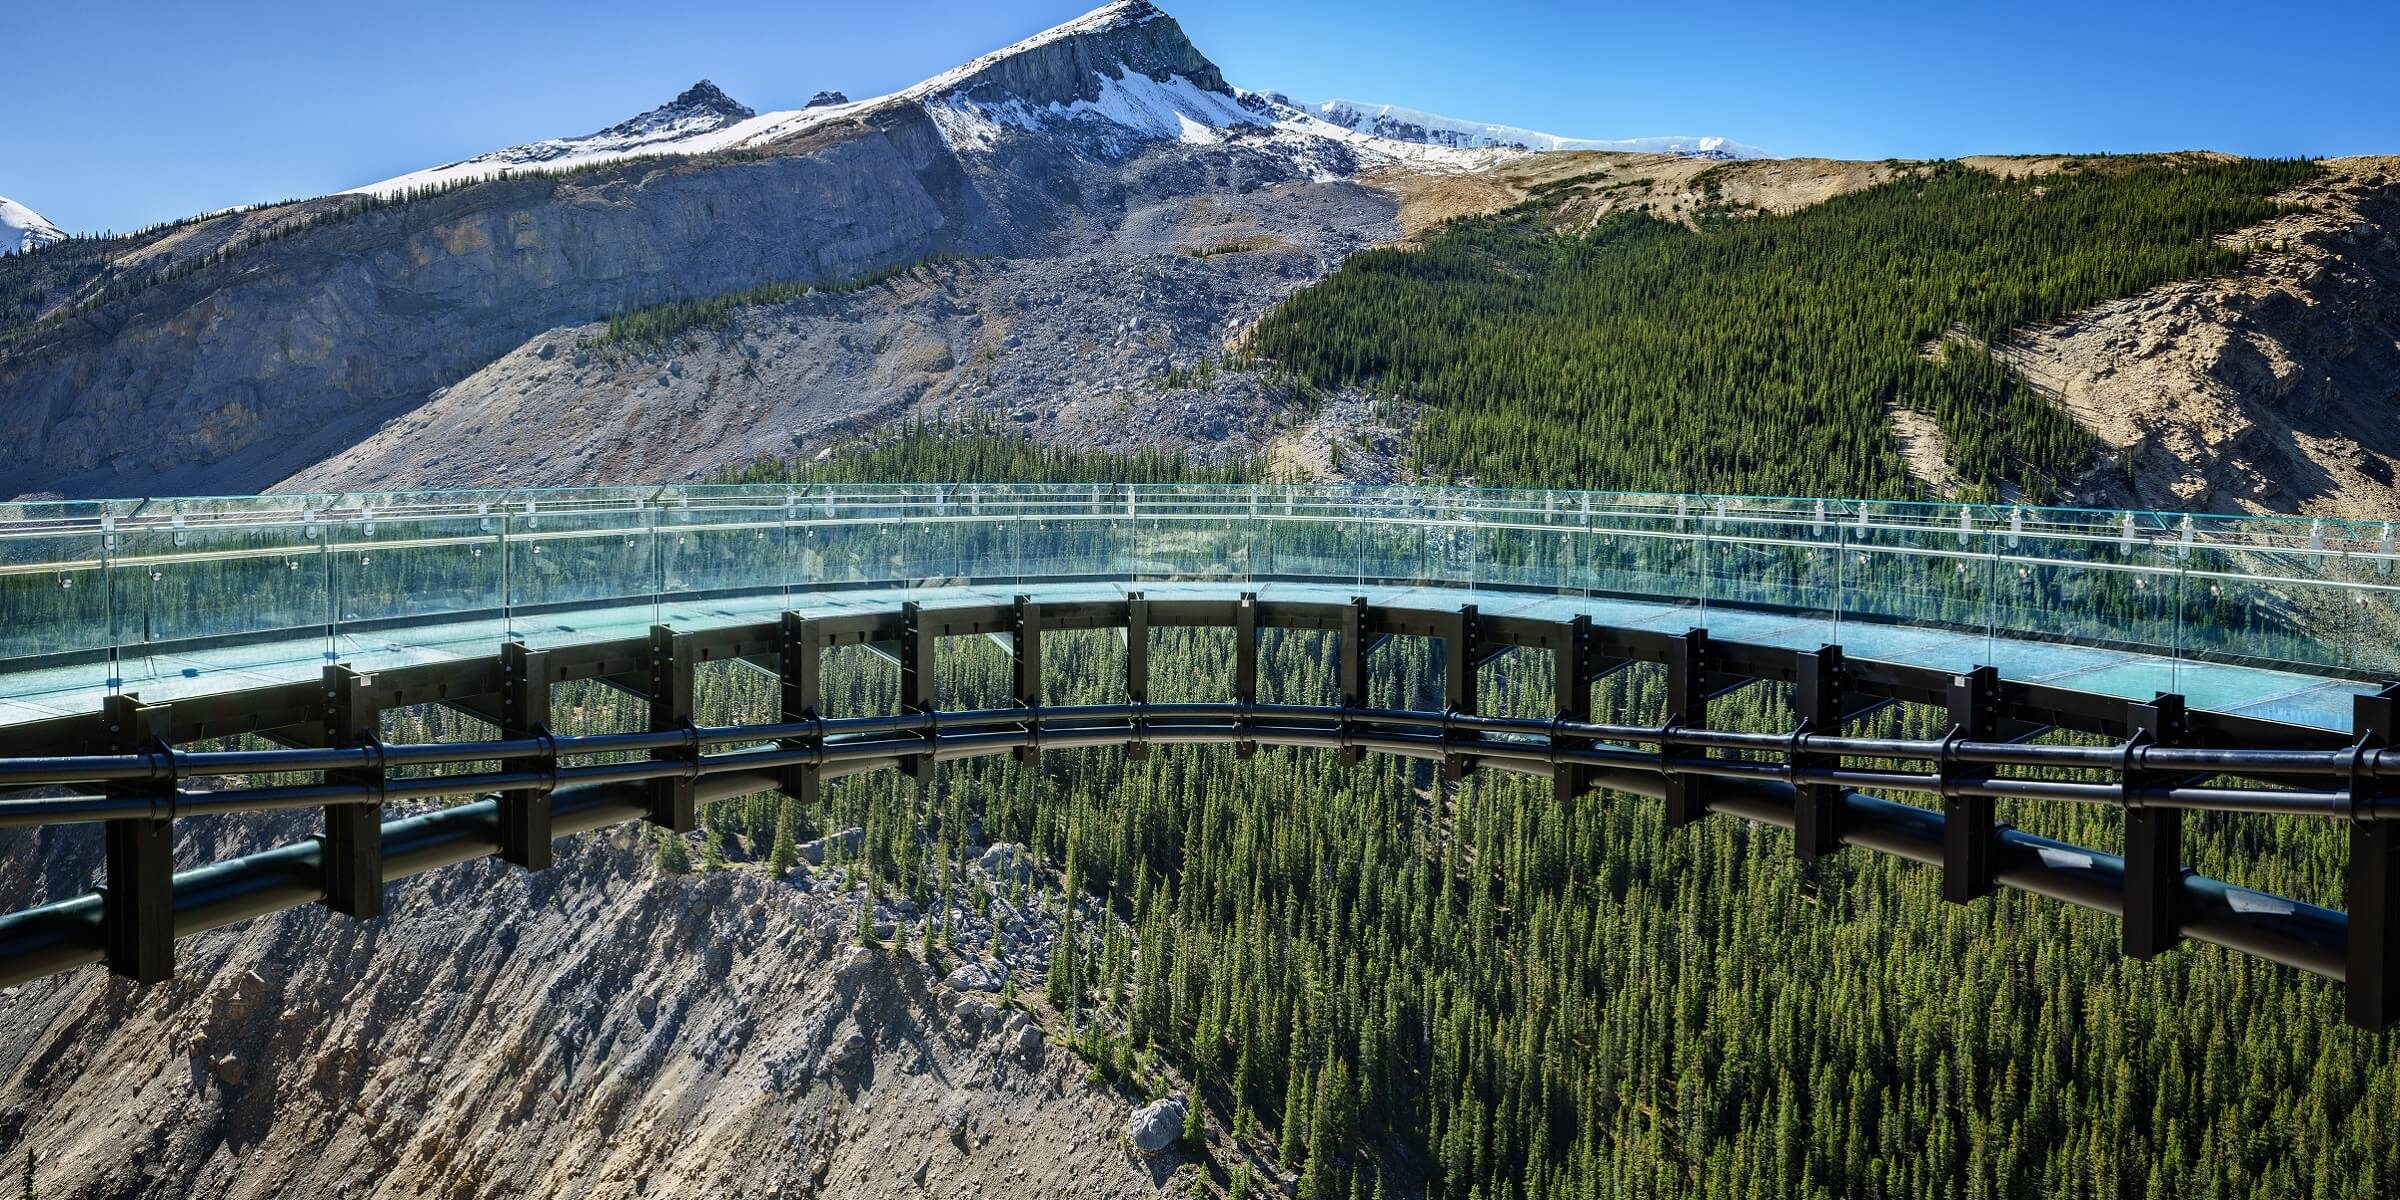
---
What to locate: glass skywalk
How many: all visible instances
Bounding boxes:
[2,484,2393,733]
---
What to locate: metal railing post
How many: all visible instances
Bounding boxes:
[2347,684,2400,1029]
[100,693,173,983]
[2123,693,2189,960]
[321,665,384,918]
[1942,665,2001,902]
[498,641,554,870]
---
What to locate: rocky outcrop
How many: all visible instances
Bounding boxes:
[934,1,1229,110]
[0,815,1186,1199]
[2010,157,2400,519]
[1127,1094,1188,1154]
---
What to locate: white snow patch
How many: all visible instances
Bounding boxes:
[350,98,874,198]
[1306,98,1771,160]
[1,195,66,255]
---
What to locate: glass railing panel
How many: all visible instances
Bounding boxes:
[1253,512,1357,583]
[0,528,112,707]
[2350,542,2400,680]
[505,505,656,615]
[2176,521,2373,677]
[108,510,330,684]
[1576,507,1700,612]
[660,501,784,599]
[1013,514,1126,581]
[1988,513,2176,662]
[1351,491,1428,587]
[797,518,910,591]
[1837,506,2000,644]
[333,511,503,628]
[1473,501,1577,593]
[1129,516,1249,583]
[1702,505,1840,630]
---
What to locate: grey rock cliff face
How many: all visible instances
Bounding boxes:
[35,120,992,488]
[943,2,1229,109]
[0,2,1291,500]
[0,815,1186,1199]
[0,103,1007,496]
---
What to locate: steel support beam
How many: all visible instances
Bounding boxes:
[1444,604,1479,781]
[497,642,554,871]
[1234,592,1257,760]
[1125,594,1150,762]
[1554,615,1593,802]
[321,666,384,919]
[778,613,822,806]
[1943,665,2001,903]
[1792,644,1847,861]
[2123,693,2189,960]
[1012,596,1043,767]
[2348,684,2400,1029]
[1664,628,1712,828]
[1340,596,1369,769]
[100,694,172,983]
[646,625,697,833]
[901,602,936,789]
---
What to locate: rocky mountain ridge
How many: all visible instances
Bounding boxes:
[0,0,1762,500]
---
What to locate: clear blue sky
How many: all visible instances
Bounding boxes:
[8,0,2394,235]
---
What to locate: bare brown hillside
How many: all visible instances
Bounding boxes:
[2007,156,2400,518]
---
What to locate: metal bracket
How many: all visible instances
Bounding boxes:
[498,641,554,870]
[2122,692,2188,961]
[100,694,173,983]
[1942,665,2001,903]
[322,665,384,919]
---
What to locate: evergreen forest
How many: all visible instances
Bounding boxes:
[603,422,2400,1200]
[1244,156,2316,503]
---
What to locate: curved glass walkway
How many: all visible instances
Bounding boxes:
[3,484,2395,734]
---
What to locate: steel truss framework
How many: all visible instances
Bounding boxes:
[1,594,2397,1029]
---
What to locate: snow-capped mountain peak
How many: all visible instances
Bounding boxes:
[354,78,776,197]
[348,1,1768,199]
[0,195,66,256]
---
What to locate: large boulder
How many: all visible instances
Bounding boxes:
[977,842,1034,883]
[1127,1094,1188,1154]
[800,827,866,866]
[944,962,1002,992]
